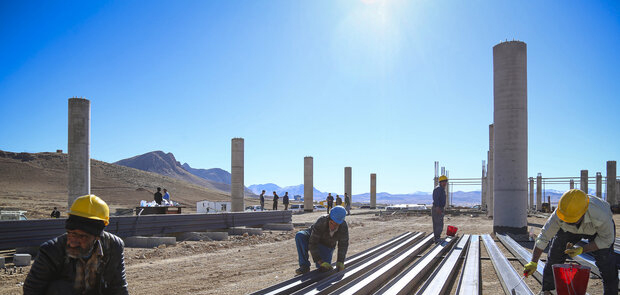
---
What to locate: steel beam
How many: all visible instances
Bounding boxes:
[481,234,534,295]
[456,235,480,295]
[417,235,470,295]
[331,234,434,295]
[251,232,416,295]
[292,232,426,295]
[496,233,544,284]
[374,236,456,295]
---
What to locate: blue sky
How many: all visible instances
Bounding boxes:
[1,1,619,194]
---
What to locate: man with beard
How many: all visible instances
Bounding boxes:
[24,195,128,295]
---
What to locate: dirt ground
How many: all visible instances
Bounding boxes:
[1,211,618,295]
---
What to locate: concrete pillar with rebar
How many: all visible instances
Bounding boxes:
[304,156,313,212]
[370,173,376,209]
[580,170,588,194]
[481,161,487,210]
[536,173,542,211]
[607,161,617,206]
[570,179,574,189]
[231,138,244,212]
[344,167,352,208]
[68,98,91,208]
[596,172,602,198]
[529,177,534,210]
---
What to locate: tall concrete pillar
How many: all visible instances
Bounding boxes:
[570,179,574,189]
[370,173,377,209]
[304,157,313,212]
[607,161,617,206]
[434,161,439,188]
[68,98,91,208]
[481,161,487,209]
[529,177,534,210]
[596,172,602,198]
[493,41,528,234]
[487,126,494,218]
[580,170,588,194]
[344,167,352,207]
[536,173,542,211]
[231,138,244,212]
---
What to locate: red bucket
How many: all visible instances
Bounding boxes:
[552,264,590,295]
[446,225,458,237]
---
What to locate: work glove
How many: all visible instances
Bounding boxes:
[336,262,345,272]
[564,246,583,258]
[523,262,537,277]
[319,262,332,272]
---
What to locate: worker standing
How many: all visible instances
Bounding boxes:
[523,189,617,295]
[24,195,128,295]
[260,190,266,211]
[432,175,448,244]
[294,206,349,275]
[344,193,351,215]
[272,191,279,211]
[326,193,334,213]
[283,192,290,210]
[335,195,343,206]
[153,187,163,205]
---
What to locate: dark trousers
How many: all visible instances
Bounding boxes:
[273,201,278,210]
[327,202,333,213]
[432,206,444,242]
[260,202,264,211]
[284,203,289,210]
[542,229,618,295]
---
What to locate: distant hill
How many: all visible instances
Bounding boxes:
[182,163,230,184]
[248,183,336,200]
[0,150,235,219]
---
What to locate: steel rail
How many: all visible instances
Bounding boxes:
[250,232,416,295]
[374,236,456,295]
[416,235,470,295]
[331,234,434,295]
[456,235,480,295]
[291,232,426,295]
[481,234,534,295]
[496,234,545,284]
[0,211,292,249]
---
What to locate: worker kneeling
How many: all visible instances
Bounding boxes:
[24,195,129,295]
[523,189,617,295]
[295,206,349,275]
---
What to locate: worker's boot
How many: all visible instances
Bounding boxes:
[295,266,310,275]
[537,291,555,295]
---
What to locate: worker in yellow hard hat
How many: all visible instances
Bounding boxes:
[24,195,129,295]
[523,189,617,295]
[432,175,448,243]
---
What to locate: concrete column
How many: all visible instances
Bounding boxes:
[370,173,376,209]
[231,138,244,212]
[580,170,588,194]
[68,98,91,208]
[492,41,528,234]
[596,172,602,198]
[536,173,542,211]
[344,167,352,207]
[616,180,620,206]
[570,179,574,189]
[529,177,534,210]
[487,126,494,218]
[304,157,313,212]
[481,161,487,210]
[607,161,617,206]
[434,161,439,188]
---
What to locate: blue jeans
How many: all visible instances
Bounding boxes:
[295,230,334,268]
[432,206,444,241]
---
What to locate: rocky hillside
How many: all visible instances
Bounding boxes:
[0,150,254,219]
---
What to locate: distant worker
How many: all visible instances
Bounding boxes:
[432,175,448,244]
[335,195,343,206]
[523,189,617,295]
[153,187,163,205]
[283,192,290,211]
[162,188,170,203]
[260,190,266,211]
[272,191,279,211]
[24,195,128,295]
[50,207,60,219]
[344,193,351,215]
[294,206,349,275]
[326,193,334,213]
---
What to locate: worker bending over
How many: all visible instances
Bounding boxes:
[523,189,617,295]
[24,195,129,295]
[295,206,349,275]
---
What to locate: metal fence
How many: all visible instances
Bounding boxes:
[0,211,292,249]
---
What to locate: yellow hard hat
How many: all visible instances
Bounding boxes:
[68,194,110,226]
[438,175,448,182]
[556,189,589,223]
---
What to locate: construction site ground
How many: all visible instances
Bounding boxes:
[1,210,619,295]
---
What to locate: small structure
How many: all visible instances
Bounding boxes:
[197,201,231,213]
